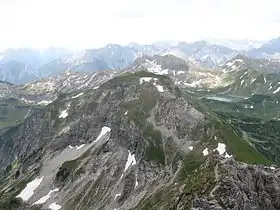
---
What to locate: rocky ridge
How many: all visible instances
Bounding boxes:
[0,70,274,210]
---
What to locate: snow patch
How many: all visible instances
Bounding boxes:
[214,143,227,155]
[250,78,257,84]
[270,166,276,170]
[140,77,153,84]
[93,86,99,90]
[115,193,121,200]
[72,92,84,99]
[213,143,232,158]
[145,60,169,75]
[235,59,243,63]
[59,109,68,119]
[155,85,164,92]
[124,150,136,171]
[161,69,169,75]
[93,126,111,143]
[177,71,185,75]
[183,79,204,88]
[244,104,254,109]
[76,144,85,149]
[225,61,234,67]
[135,174,139,188]
[273,87,280,94]
[124,111,128,116]
[68,144,85,150]
[264,77,267,84]
[16,177,44,201]
[203,148,209,156]
[49,203,61,210]
[225,153,232,158]
[38,100,53,105]
[33,188,59,205]
[188,146,194,151]
[241,79,245,86]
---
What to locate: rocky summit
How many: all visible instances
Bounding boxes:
[0,52,280,210]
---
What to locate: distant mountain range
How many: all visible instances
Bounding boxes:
[1,37,280,84]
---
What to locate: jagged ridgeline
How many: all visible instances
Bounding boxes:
[0,70,278,210]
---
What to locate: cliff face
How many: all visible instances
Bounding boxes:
[0,71,278,210]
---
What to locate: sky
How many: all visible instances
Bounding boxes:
[1,0,280,49]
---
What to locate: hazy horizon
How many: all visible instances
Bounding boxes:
[1,0,280,49]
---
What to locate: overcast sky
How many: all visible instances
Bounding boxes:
[1,0,280,49]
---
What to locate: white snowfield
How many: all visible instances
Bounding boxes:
[135,174,139,188]
[69,144,85,150]
[16,177,44,201]
[244,104,254,109]
[71,92,84,99]
[139,77,165,92]
[225,61,234,67]
[115,193,121,200]
[140,77,152,84]
[145,60,168,75]
[154,85,165,92]
[273,87,280,94]
[38,100,53,105]
[203,148,209,156]
[234,59,244,63]
[76,144,85,149]
[49,203,62,210]
[33,188,59,205]
[213,143,232,158]
[93,126,111,143]
[124,150,136,171]
[59,109,68,119]
[68,126,111,150]
[177,71,185,75]
[188,146,194,151]
[183,79,204,88]
[214,143,226,155]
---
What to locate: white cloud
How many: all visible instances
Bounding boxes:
[0,0,280,49]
